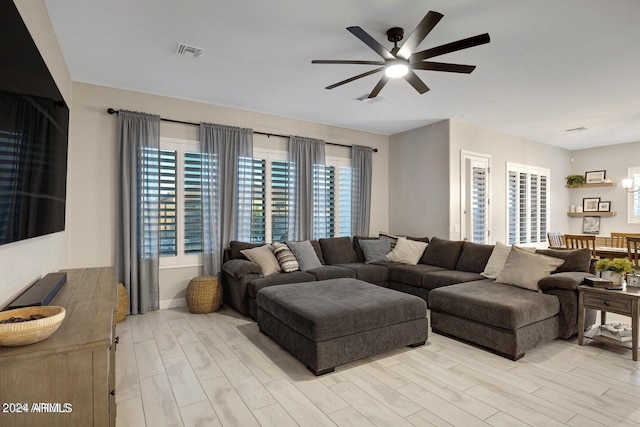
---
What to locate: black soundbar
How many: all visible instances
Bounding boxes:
[6,272,67,309]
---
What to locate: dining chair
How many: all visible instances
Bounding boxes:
[627,236,640,268]
[547,232,564,248]
[564,234,597,257]
[611,232,640,248]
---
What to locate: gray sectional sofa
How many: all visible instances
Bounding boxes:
[221,235,596,359]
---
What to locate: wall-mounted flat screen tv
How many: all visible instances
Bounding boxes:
[0,2,69,245]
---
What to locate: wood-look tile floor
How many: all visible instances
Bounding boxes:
[115,306,640,427]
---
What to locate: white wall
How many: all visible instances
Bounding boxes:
[569,140,640,235]
[388,120,450,238]
[449,120,572,244]
[69,82,390,306]
[0,0,73,308]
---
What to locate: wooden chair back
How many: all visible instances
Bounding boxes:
[611,232,640,248]
[547,232,564,248]
[627,236,640,268]
[564,234,597,257]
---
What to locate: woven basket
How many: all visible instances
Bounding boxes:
[186,276,222,314]
[115,283,129,323]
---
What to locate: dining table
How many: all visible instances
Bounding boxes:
[595,246,634,259]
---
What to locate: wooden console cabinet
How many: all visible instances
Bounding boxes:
[0,267,117,427]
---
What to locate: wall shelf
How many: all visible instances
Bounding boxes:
[566,182,616,189]
[567,212,617,217]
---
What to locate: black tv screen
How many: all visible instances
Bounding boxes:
[0,2,69,245]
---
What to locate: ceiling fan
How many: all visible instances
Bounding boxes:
[311,11,490,98]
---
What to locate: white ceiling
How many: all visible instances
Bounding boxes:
[43,0,640,150]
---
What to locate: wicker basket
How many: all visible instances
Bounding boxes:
[115,283,129,323]
[186,276,222,314]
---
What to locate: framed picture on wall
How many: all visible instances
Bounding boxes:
[583,216,600,234]
[585,170,606,183]
[598,201,611,212]
[583,197,600,212]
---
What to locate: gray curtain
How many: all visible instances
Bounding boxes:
[351,145,373,236]
[116,110,161,314]
[201,123,253,276]
[288,136,326,240]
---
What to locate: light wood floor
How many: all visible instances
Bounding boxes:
[115,306,640,427]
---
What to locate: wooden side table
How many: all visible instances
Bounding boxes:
[578,285,640,361]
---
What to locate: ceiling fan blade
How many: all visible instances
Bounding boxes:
[397,11,444,59]
[347,26,395,60]
[325,67,385,90]
[368,75,389,98]
[403,70,430,94]
[412,61,476,73]
[312,60,386,65]
[411,33,490,62]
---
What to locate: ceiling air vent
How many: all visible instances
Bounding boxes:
[175,42,205,58]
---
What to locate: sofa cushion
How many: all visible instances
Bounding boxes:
[387,237,428,265]
[247,271,316,299]
[456,241,495,273]
[240,245,281,276]
[230,240,263,260]
[429,281,560,330]
[336,262,389,283]
[481,241,536,279]
[272,242,299,272]
[420,237,463,269]
[495,247,565,291]
[420,270,486,291]
[319,237,357,265]
[286,240,323,271]
[536,248,591,273]
[306,265,356,281]
[388,264,447,288]
[359,237,391,264]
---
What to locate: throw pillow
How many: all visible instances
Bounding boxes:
[379,231,399,249]
[495,246,565,291]
[272,242,299,272]
[319,237,357,265]
[240,245,281,277]
[286,240,323,271]
[359,237,391,264]
[386,237,428,265]
[481,241,536,279]
[420,237,464,269]
[535,248,591,273]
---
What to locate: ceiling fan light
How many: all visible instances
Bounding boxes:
[385,62,409,78]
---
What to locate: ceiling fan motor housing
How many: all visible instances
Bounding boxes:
[387,27,404,43]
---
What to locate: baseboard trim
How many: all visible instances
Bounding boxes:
[160,298,187,309]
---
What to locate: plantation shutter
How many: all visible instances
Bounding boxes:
[249,158,266,243]
[462,153,490,244]
[157,148,176,256]
[183,151,203,254]
[338,166,352,237]
[506,163,550,246]
[271,160,289,242]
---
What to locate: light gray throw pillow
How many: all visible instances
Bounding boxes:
[495,246,565,291]
[359,237,391,264]
[285,240,322,271]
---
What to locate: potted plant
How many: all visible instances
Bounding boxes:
[595,258,634,286]
[565,174,586,187]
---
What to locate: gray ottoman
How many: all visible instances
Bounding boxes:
[257,278,428,375]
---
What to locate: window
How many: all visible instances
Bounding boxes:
[150,142,352,267]
[251,149,352,242]
[158,139,203,268]
[506,163,550,246]
[627,166,640,223]
[461,152,490,243]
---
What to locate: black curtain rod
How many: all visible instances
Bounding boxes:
[107,108,377,152]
